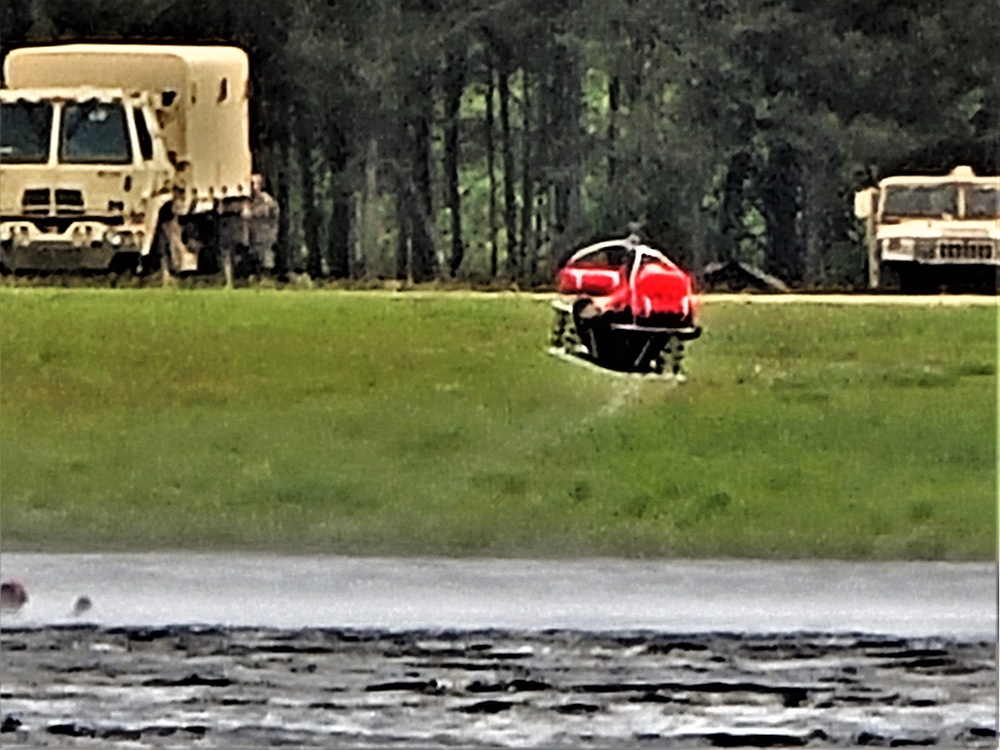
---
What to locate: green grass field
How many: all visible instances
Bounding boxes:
[0,288,995,559]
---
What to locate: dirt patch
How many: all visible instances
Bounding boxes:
[1,626,995,747]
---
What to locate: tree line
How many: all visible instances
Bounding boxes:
[3,0,998,286]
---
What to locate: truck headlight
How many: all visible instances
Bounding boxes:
[884,238,915,256]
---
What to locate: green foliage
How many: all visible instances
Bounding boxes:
[0,289,994,560]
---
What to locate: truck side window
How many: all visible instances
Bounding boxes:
[60,100,132,164]
[0,100,53,163]
[966,187,1000,220]
[132,107,154,161]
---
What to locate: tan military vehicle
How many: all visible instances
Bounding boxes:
[855,166,999,292]
[1,44,278,278]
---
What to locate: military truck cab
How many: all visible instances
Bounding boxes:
[1,44,277,278]
[1,88,172,272]
[855,166,1000,292]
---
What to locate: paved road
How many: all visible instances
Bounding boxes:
[1,554,995,637]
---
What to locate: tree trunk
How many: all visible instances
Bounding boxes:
[485,57,499,278]
[444,48,466,277]
[801,166,836,287]
[624,29,649,228]
[329,183,352,279]
[409,68,438,282]
[498,61,518,279]
[720,151,753,263]
[531,191,545,280]
[296,115,322,277]
[395,181,410,282]
[562,46,584,241]
[608,74,620,189]
[275,141,291,276]
[518,68,533,284]
[359,135,382,278]
[760,143,803,283]
[550,39,584,249]
[690,192,708,273]
[803,197,825,287]
[326,125,351,279]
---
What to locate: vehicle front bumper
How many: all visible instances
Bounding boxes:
[1,220,146,271]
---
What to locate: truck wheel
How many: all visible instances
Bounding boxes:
[898,266,938,295]
[139,226,165,276]
[109,252,139,276]
[877,262,901,292]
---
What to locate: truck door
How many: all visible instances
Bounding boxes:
[126,102,173,254]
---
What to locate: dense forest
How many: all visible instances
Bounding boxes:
[2,0,998,286]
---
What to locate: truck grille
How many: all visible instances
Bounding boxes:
[915,239,936,259]
[20,188,85,216]
[55,189,84,215]
[21,189,51,216]
[937,239,995,260]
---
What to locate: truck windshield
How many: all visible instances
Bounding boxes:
[59,100,132,164]
[965,186,1000,219]
[0,100,53,163]
[882,185,958,218]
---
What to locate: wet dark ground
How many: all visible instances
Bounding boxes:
[1,625,996,748]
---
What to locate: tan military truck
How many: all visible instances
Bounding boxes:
[0,44,278,278]
[854,166,999,292]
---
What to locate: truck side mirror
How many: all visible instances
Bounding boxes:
[854,188,876,218]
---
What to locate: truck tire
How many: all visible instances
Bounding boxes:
[108,252,140,276]
[877,261,901,292]
[898,266,938,295]
[139,223,166,276]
